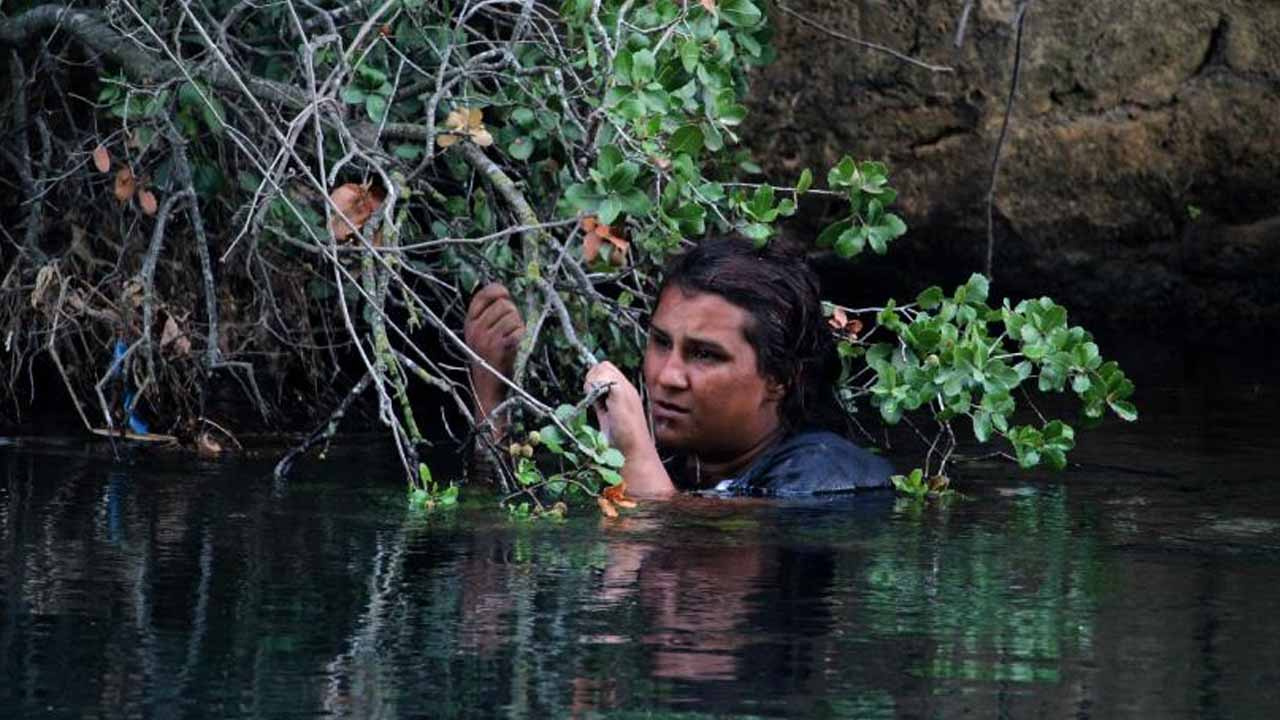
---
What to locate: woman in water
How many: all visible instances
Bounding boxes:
[464,236,892,498]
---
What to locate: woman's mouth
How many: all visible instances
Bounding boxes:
[651,399,690,422]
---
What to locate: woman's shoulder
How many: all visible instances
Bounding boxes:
[715,429,894,497]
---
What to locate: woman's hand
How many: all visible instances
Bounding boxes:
[464,283,524,417]
[583,361,649,456]
[584,361,675,498]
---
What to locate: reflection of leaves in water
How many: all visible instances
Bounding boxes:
[858,486,1102,684]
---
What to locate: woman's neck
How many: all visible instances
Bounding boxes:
[688,424,787,487]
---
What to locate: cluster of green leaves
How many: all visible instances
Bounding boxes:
[817,159,908,257]
[409,462,459,511]
[842,273,1137,479]
[339,63,397,124]
[890,469,957,502]
[531,404,627,495]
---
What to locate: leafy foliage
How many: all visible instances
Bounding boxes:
[0,0,1132,513]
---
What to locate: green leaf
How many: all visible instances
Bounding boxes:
[741,222,772,247]
[669,125,704,155]
[394,143,424,160]
[632,49,657,85]
[418,462,433,486]
[884,213,907,238]
[597,145,623,176]
[366,94,388,123]
[916,286,944,309]
[598,196,623,224]
[341,85,366,104]
[585,31,599,68]
[1108,399,1138,422]
[511,107,535,126]
[508,136,533,160]
[817,219,851,249]
[680,40,701,73]
[438,485,459,507]
[867,224,892,254]
[600,448,625,468]
[973,411,993,442]
[963,273,990,305]
[539,425,565,454]
[796,168,813,194]
[720,0,763,27]
[835,227,866,258]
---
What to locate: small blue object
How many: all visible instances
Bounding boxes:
[111,339,150,435]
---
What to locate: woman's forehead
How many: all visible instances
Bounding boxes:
[650,287,752,342]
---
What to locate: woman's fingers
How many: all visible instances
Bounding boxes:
[466,283,507,322]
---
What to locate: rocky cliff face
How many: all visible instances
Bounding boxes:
[746,0,1280,340]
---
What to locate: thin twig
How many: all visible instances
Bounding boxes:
[776,3,955,74]
[984,1,1033,281]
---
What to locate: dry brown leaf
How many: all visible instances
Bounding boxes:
[700,0,716,12]
[123,279,144,308]
[828,306,863,339]
[114,167,136,203]
[139,189,158,216]
[31,263,56,309]
[92,145,111,173]
[581,216,629,265]
[328,182,384,241]
[438,106,492,148]
[160,315,182,347]
[597,496,619,518]
[828,306,848,329]
[583,231,603,263]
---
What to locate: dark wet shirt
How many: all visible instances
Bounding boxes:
[681,429,894,497]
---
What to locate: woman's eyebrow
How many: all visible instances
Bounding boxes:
[684,337,728,354]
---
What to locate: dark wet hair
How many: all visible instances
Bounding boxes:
[657,236,842,432]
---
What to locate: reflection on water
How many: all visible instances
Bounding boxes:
[2,383,1280,718]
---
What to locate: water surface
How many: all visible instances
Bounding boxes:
[2,378,1278,718]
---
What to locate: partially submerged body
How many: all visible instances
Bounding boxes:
[465,237,892,500]
[674,429,893,497]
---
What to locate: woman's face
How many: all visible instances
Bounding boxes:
[642,287,782,459]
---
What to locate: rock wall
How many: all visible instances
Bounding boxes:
[746,0,1280,340]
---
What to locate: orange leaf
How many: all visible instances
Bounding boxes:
[92,145,111,173]
[602,482,628,502]
[328,182,383,241]
[700,0,716,11]
[580,216,598,233]
[830,306,848,328]
[597,496,619,518]
[114,167,136,203]
[583,230,603,262]
[139,189,158,216]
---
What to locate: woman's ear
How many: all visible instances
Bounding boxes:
[764,377,787,403]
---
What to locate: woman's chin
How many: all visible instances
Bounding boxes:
[653,422,693,452]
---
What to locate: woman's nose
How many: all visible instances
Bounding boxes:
[655,353,689,390]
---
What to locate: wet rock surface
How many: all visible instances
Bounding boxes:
[747,0,1280,340]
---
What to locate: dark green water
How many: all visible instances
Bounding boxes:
[3,378,1279,718]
